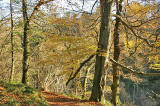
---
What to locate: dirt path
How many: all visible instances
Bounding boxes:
[0,84,102,106]
[43,91,102,106]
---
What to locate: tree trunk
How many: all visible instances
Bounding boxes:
[82,63,94,99]
[90,0,113,102]
[22,0,29,84]
[111,0,123,105]
[21,0,54,84]
[9,0,14,82]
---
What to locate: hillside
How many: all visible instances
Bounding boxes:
[0,0,160,105]
[0,81,102,106]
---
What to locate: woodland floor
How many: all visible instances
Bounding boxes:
[43,91,102,106]
[0,83,102,106]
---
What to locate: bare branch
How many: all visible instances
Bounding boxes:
[112,14,159,49]
[29,0,55,23]
[66,54,95,86]
[91,0,98,14]
[86,16,101,30]
[131,17,160,28]
[110,59,160,76]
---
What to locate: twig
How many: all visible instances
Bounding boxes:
[112,14,160,49]
[91,0,98,14]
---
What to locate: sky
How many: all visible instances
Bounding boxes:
[0,0,8,7]
[0,0,9,18]
[0,0,160,19]
[0,0,98,19]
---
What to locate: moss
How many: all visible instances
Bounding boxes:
[0,80,48,105]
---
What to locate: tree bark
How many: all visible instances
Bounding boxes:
[82,63,94,99]
[9,0,14,82]
[89,0,113,102]
[111,0,123,105]
[22,0,29,84]
[22,0,54,84]
[21,0,55,84]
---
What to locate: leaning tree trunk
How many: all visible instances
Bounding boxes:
[22,0,29,84]
[82,63,94,99]
[89,0,113,102]
[111,0,123,105]
[9,0,14,82]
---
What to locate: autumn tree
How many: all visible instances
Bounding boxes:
[21,0,55,84]
[110,1,160,105]
[90,0,113,102]
[9,0,14,82]
[89,0,160,104]
[111,0,123,105]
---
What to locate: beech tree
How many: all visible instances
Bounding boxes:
[111,0,123,105]
[110,1,160,105]
[89,0,160,104]
[9,0,14,82]
[89,0,113,102]
[21,0,55,84]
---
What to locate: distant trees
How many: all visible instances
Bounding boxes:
[0,0,160,106]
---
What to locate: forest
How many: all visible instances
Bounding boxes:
[0,0,160,106]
